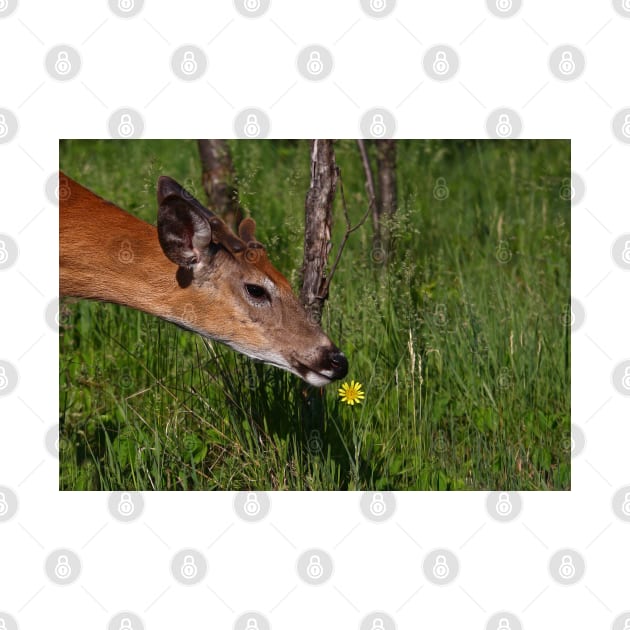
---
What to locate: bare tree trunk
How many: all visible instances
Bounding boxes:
[197,139,243,230]
[357,139,397,258]
[356,139,379,246]
[375,139,397,222]
[300,140,337,324]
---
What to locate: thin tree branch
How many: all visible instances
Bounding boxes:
[319,169,370,300]
[356,139,379,243]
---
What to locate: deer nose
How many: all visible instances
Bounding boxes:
[329,350,348,379]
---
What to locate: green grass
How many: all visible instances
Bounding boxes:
[59,139,570,491]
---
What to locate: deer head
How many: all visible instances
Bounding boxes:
[156,176,348,386]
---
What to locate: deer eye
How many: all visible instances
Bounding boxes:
[245,283,269,302]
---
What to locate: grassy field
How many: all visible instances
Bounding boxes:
[59,139,570,491]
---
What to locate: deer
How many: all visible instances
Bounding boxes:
[59,172,348,386]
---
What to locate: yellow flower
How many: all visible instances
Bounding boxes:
[338,380,365,406]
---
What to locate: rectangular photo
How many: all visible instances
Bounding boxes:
[59,139,570,491]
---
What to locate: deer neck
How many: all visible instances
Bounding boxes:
[60,190,190,324]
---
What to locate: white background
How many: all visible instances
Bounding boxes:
[1,1,629,629]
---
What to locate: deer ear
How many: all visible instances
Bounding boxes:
[157,177,213,268]
[238,218,257,245]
